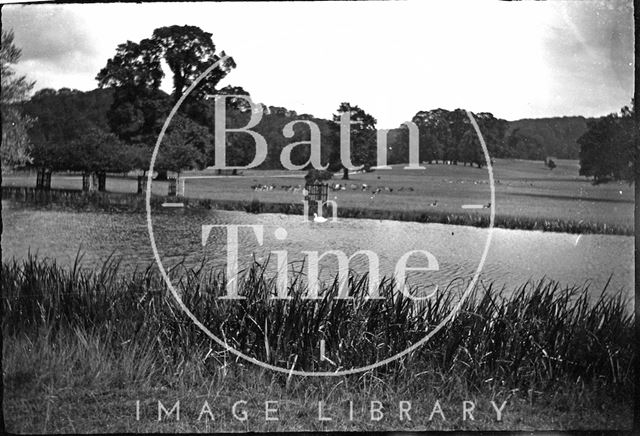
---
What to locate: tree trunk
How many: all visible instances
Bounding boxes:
[137,176,148,194]
[97,172,107,192]
[82,172,98,192]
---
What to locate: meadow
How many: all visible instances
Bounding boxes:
[3,158,635,234]
[2,254,634,432]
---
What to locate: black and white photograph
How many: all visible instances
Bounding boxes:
[1,0,636,432]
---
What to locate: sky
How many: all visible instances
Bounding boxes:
[2,0,634,128]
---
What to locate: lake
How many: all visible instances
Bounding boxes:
[1,200,634,302]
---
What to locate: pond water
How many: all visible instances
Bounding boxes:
[1,200,634,302]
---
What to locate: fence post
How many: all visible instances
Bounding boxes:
[177,177,185,197]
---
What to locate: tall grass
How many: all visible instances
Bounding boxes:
[1,254,634,393]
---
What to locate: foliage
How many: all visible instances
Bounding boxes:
[151,25,236,103]
[96,25,237,174]
[507,116,589,159]
[505,127,545,160]
[2,105,34,169]
[97,25,235,134]
[396,108,506,167]
[331,102,377,179]
[1,29,35,168]
[578,102,634,184]
[304,168,333,184]
[155,114,208,173]
[25,88,117,171]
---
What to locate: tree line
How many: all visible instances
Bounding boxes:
[1,26,635,186]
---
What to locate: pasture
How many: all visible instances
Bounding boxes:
[4,159,634,231]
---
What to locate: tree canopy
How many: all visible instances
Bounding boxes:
[1,29,35,169]
[95,25,237,175]
[578,102,634,184]
[332,102,377,179]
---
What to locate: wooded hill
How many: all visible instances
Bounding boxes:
[506,116,590,159]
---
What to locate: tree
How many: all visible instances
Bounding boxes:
[1,29,35,169]
[68,127,133,174]
[96,38,171,147]
[305,169,333,184]
[25,88,113,171]
[154,113,209,174]
[332,102,377,179]
[412,109,452,164]
[95,39,164,90]
[97,25,236,176]
[578,102,634,184]
[151,25,236,104]
[505,128,544,160]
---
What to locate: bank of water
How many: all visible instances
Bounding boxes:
[1,200,633,304]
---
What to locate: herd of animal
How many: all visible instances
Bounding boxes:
[250,183,416,194]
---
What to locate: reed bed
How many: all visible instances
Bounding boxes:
[2,253,634,394]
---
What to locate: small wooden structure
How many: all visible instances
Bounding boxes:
[168,177,178,196]
[304,182,328,203]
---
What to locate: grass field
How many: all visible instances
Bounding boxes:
[2,255,635,432]
[3,159,634,232]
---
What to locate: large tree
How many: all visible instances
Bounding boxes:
[332,102,377,179]
[578,102,634,184]
[96,38,170,147]
[96,25,236,176]
[412,109,452,163]
[25,88,114,171]
[151,25,236,104]
[1,30,35,169]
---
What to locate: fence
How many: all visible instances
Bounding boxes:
[304,183,328,203]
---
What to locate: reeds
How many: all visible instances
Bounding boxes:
[1,254,634,391]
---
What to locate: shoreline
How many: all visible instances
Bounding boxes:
[1,186,633,236]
